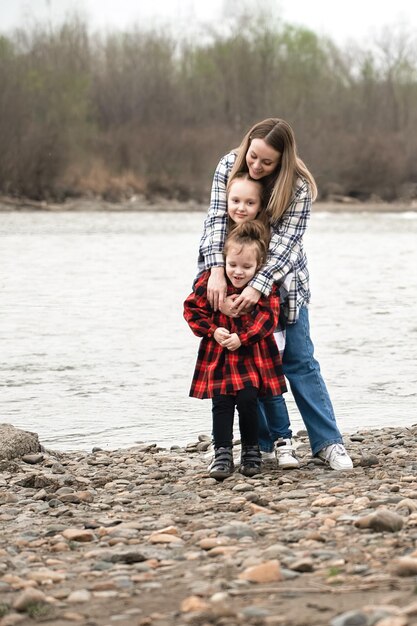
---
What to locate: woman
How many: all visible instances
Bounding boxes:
[198,118,353,471]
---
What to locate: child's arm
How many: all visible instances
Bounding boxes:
[238,290,280,346]
[221,293,279,350]
[184,273,231,347]
[183,274,218,338]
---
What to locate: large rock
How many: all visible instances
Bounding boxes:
[0,423,41,460]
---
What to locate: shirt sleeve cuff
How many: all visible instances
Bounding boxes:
[248,274,274,296]
[203,252,225,269]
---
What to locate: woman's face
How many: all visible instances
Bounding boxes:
[246,138,281,180]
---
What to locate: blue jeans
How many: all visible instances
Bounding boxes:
[258,306,343,456]
[258,395,292,453]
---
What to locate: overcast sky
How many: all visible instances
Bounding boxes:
[0,0,416,45]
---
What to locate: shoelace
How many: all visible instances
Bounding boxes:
[277,449,297,458]
[328,444,347,459]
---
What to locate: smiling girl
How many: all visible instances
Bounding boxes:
[184,182,287,481]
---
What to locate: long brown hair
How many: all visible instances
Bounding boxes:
[229,118,317,223]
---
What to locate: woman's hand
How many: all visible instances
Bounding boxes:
[207,267,227,311]
[219,294,239,317]
[231,286,261,315]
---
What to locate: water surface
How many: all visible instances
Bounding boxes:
[1,210,416,450]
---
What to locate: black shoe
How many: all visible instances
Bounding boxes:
[209,447,234,480]
[240,445,262,477]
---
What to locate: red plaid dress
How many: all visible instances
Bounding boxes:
[183,271,287,399]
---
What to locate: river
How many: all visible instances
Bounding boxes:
[1,210,416,451]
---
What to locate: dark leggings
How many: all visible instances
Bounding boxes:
[212,387,259,448]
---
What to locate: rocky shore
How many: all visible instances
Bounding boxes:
[2,424,417,626]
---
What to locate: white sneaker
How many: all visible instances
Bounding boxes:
[275,438,300,469]
[317,443,353,470]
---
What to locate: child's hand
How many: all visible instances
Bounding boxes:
[222,333,241,351]
[214,327,230,346]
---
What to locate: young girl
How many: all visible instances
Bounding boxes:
[223,172,297,469]
[199,118,353,471]
[184,180,287,480]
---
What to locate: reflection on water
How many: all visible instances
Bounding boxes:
[1,210,416,451]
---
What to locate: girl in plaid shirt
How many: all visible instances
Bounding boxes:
[198,118,353,471]
[184,181,287,480]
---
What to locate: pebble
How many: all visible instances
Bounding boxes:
[21,454,44,465]
[180,595,210,612]
[62,529,96,542]
[12,588,48,611]
[392,557,417,576]
[329,611,368,626]
[238,560,283,583]
[67,589,92,603]
[354,509,404,532]
[0,615,26,626]
[1,426,417,626]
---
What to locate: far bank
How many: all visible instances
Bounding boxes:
[1,195,416,214]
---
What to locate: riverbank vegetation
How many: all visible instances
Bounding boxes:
[0,11,416,203]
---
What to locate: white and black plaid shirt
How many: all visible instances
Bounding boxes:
[198,151,312,324]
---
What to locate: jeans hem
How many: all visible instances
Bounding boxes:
[312,438,343,457]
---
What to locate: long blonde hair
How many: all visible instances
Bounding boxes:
[229,118,317,224]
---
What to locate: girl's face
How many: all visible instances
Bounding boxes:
[225,243,259,289]
[227,178,262,224]
[246,138,281,179]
